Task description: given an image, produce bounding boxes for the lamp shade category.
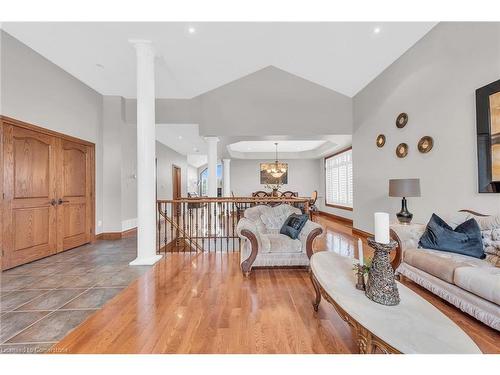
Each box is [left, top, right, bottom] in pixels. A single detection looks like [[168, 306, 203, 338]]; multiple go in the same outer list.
[[389, 178, 421, 197]]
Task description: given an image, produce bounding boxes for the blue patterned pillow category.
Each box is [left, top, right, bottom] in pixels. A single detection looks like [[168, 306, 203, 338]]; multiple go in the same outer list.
[[280, 214, 309, 239], [419, 214, 485, 259]]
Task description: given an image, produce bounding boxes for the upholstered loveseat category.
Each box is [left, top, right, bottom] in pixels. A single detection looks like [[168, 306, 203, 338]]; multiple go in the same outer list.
[[390, 211, 500, 331], [236, 204, 323, 276]]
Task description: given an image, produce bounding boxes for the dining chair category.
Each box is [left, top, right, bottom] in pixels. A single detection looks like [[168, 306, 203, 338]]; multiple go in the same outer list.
[[280, 191, 298, 198], [252, 191, 269, 198], [308, 190, 318, 219], [251, 191, 269, 207], [309, 190, 318, 205], [232, 191, 246, 216]]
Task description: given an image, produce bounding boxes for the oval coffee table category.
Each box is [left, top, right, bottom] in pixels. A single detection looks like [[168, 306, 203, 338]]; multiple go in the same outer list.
[[310, 251, 482, 354]]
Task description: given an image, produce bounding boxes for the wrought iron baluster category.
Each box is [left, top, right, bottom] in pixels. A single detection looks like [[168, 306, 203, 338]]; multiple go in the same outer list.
[[169, 203, 173, 253], [157, 202, 161, 254], [195, 204, 200, 252], [225, 201, 229, 252], [182, 201, 186, 252], [189, 204, 193, 252], [156, 196, 311, 256], [164, 204, 167, 253], [201, 203, 205, 251]]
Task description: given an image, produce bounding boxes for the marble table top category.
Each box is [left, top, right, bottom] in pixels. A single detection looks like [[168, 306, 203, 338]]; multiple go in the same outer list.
[[310, 251, 482, 354]]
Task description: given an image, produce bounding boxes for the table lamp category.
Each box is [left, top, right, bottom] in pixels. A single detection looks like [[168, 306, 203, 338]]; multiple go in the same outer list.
[[389, 178, 421, 224]]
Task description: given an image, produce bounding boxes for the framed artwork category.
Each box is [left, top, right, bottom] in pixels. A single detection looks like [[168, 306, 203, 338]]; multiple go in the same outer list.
[[260, 163, 288, 184], [476, 78, 500, 193]]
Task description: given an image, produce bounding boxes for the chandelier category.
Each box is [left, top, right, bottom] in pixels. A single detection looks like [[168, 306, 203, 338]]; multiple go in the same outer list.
[[267, 143, 287, 178]]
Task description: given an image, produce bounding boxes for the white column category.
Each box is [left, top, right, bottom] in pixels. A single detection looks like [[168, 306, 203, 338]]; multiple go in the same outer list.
[[129, 39, 162, 266], [206, 137, 219, 197], [223, 159, 231, 197]]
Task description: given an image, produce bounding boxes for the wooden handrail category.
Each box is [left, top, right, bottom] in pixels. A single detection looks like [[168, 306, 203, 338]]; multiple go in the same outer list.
[[157, 197, 310, 204], [156, 196, 310, 254]]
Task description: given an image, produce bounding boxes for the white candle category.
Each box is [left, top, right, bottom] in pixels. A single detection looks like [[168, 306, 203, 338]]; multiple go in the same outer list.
[[357, 238, 364, 266], [374, 212, 390, 244]]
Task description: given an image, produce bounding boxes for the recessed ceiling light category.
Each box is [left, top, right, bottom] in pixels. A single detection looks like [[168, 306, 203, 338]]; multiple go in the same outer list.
[[188, 26, 196, 34], [373, 27, 381, 34], [178, 135, 183, 140]]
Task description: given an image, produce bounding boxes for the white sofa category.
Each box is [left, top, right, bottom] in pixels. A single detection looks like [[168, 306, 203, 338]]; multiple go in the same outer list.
[[236, 204, 323, 276], [390, 211, 500, 331]]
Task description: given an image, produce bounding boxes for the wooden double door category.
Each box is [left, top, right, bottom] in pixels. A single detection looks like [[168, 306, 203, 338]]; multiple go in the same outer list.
[[1, 117, 95, 269]]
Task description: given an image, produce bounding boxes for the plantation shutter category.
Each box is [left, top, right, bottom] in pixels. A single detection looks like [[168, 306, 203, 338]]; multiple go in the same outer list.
[[325, 149, 353, 208]]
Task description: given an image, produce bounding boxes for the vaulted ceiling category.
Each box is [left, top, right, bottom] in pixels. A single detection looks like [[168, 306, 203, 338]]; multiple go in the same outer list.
[[2, 22, 436, 98]]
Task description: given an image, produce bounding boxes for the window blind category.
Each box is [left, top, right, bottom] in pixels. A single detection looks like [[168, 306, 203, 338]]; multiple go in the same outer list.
[[325, 149, 353, 208]]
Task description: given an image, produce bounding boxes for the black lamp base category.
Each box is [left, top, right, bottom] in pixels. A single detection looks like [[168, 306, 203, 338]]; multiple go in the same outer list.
[[396, 197, 413, 224]]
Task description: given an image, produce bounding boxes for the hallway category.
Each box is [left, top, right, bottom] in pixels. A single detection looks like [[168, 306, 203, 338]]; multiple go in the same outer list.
[[0, 238, 150, 353]]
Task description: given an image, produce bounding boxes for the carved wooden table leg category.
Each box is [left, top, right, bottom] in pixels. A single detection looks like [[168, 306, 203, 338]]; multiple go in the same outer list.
[[310, 266, 401, 354], [356, 326, 374, 354], [310, 271, 321, 312]]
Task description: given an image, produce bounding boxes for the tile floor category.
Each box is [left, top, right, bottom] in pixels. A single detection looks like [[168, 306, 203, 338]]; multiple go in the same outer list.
[[0, 237, 151, 354]]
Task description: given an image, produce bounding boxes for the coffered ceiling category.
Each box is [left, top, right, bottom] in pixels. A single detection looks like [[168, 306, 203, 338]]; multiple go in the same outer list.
[[156, 123, 351, 167]]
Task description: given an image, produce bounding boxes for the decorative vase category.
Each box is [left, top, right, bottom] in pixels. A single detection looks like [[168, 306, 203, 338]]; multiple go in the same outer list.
[[396, 197, 413, 224], [365, 237, 400, 306]]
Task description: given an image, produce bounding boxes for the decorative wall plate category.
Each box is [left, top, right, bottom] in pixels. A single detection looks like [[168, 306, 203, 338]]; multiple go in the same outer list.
[[376, 134, 386, 148], [396, 113, 408, 128], [396, 143, 408, 158], [417, 136, 433, 153]]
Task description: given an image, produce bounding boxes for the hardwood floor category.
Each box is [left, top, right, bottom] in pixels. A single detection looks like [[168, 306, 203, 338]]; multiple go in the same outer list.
[[51, 214, 499, 354]]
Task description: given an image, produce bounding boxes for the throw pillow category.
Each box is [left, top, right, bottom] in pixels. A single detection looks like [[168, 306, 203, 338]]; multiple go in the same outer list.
[[419, 214, 485, 259], [260, 206, 290, 230], [482, 228, 500, 267], [260, 211, 286, 231], [472, 214, 500, 231], [280, 214, 309, 239]]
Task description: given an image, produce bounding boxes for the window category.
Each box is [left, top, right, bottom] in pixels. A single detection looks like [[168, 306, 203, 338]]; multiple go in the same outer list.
[[199, 165, 223, 196], [325, 148, 353, 209]]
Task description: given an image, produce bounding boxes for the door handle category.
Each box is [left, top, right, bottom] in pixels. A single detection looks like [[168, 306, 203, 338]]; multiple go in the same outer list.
[[50, 199, 57, 206], [58, 199, 70, 205]]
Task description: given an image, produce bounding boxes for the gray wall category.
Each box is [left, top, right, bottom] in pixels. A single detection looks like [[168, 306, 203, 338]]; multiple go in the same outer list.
[[187, 165, 198, 194], [353, 22, 500, 233], [156, 141, 189, 200], [197, 66, 352, 136], [101, 96, 124, 232], [121, 122, 138, 228], [123, 66, 353, 137], [102, 98, 190, 231], [1, 31, 105, 233], [124, 98, 198, 125], [230, 158, 320, 197]]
